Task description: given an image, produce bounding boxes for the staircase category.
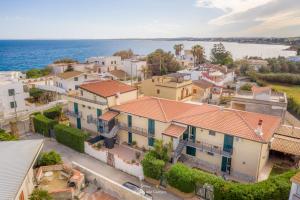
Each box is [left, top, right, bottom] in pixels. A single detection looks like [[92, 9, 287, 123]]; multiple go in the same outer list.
[[173, 140, 187, 163], [101, 125, 119, 138]]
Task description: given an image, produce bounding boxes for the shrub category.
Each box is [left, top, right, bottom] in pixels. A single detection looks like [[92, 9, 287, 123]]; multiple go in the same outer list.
[[33, 114, 57, 137], [29, 88, 45, 101], [43, 106, 62, 120], [38, 150, 62, 166], [54, 124, 88, 153], [141, 152, 165, 180], [0, 129, 18, 141], [240, 83, 252, 91], [29, 189, 52, 200]]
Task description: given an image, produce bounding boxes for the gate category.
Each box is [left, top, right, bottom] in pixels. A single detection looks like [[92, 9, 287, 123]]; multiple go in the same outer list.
[[196, 183, 214, 200]]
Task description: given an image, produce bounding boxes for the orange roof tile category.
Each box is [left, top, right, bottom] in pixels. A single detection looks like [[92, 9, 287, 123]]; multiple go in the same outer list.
[[57, 71, 83, 79], [276, 125, 300, 139], [112, 96, 281, 142], [271, 135, 300, 156], [163, 124, 187, 138], [79, 80, 137, 98], [99, 111, 119, 121]]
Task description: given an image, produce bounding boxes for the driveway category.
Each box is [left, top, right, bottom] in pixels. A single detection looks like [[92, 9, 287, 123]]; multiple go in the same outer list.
[[22, 133, 182, 200]]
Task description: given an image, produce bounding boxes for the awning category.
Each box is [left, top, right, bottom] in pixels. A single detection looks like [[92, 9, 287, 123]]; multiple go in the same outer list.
[[99, 111, 119, 121], [271, 134, 300, 156], [163, 124, 187, 138]]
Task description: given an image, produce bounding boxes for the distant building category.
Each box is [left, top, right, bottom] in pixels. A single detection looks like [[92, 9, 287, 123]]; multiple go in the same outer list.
[[120, 59, 147, 80], [0, 140, 43, 200], [247, 59, 268, 71], [231, 86, 287, 119], [289, 172, 300, 200], [86, 56, 121, 73], [49, 63, 97, 74], [192, 79, 214, 102], [0, 71, 26, 80], [140, 73, 193, 101], [176, 50, 195, 68]]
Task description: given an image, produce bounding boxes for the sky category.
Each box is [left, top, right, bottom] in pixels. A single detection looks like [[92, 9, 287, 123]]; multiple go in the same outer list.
[[0, 0, 299, 39]]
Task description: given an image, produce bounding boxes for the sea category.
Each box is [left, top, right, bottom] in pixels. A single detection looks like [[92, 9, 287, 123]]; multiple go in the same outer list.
[[0, 39, 297, 71]]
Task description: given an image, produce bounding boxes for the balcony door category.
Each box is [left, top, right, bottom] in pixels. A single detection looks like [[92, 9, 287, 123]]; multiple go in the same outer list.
[[128, 132, 132, 144]]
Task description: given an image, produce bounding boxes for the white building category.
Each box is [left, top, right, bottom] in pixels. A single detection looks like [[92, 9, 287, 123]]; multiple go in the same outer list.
[[289, 172, 300, 200], [54, 71, 100, 92], [0, 78, 29, 118], [0, 71, 26, 80], [176, 50, 195, 68], [120, 59, 147, 80], [0, 140, 43, 200], [86, 56, 122, 73], [49, 63, 97, 74]]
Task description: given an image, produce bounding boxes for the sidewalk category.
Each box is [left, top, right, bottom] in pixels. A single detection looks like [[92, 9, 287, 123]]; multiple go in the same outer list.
[[23, 133, 181, 200]]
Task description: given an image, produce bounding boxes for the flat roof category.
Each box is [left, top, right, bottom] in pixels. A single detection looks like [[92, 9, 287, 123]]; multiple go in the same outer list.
[[0, 140, 43, 200]]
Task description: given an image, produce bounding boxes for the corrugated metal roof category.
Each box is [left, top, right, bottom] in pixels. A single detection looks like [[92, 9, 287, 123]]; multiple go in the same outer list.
[[0, 140, 43, 200]]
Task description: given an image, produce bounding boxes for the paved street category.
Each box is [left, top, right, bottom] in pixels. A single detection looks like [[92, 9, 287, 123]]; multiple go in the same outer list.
[[23, 133, 181, 200]]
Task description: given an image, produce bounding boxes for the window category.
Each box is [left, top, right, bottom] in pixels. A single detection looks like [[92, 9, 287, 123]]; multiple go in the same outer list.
[[193, 89, 197, 94], [114, 61, 116, 64], [88, 106, 91, 109], [74, 77, 78, 81], [82, 105, 86, 108], [156, 89, 160, 94], [84, 75, 87, 79], [111, 61, 113, 64], [209, 130, 216, 136], [8, 89, 15, 96], [80, 90, 83, 96], [102, 61, 105, 65], [207, 152, 214, 156], [75, 85, 79, 90], [10, 101, 17, 108]]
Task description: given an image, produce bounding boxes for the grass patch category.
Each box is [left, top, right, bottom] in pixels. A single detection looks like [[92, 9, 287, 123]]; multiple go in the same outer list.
[[268, 83, 300, 104], [270, 165, 289, 177]]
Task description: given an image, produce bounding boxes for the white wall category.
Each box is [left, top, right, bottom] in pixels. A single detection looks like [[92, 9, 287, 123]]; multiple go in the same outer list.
[[84, 142, 108, 163], [114, 154, 144, 179], [120, 60, 147, 80], [54, 74, 99, 92]]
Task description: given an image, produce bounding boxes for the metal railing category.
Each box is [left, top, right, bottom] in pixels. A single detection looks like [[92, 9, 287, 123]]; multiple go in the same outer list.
[[66, 110, 82, 118], [87, 115, 98, 125], [68, 95, 108, 106], [100, 125, 119, 138], [185, 140, 232, 157], [118, 122, 148, 137]]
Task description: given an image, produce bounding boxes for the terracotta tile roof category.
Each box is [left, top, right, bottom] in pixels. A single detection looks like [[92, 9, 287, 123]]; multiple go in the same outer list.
[[251, 86, 271, 94], [112, 96, 281, 142], [57, 71, 83, 79], [99, 111, 119, 121], [79, 80, 137, 98], [275, 125, 300, 139], [193, 80, 214, 89], [163, 124, 187, 138], [291, 172, 300, 185], [109, 70, 128, 80], [271, 135, 300, 156]]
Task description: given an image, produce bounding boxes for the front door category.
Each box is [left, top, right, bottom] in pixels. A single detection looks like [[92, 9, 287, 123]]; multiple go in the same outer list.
[[186, 146, 196, 156], [76, 117, 81, 129], [221, 156, 231, 173], [128, 132, 132, 144]]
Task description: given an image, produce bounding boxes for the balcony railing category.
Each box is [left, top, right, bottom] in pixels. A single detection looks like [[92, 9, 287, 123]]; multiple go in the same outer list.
[[66, 110, 82, 118], [68, 95, 108, 106], [87, 115, 98, 125], [118, 122, 148, 137], [185, 140, 232, 157]]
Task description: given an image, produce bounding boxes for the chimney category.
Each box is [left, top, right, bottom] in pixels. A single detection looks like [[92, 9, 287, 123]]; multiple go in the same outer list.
[[255, 119, 263, 136]]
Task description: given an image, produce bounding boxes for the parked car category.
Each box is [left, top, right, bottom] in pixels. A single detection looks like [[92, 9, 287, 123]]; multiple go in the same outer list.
[[122, 182, 152, 199]]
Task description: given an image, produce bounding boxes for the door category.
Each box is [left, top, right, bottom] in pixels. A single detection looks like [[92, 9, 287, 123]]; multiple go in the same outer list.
[[127, 115, 132, 127], [148, 119, 155, 135], [128, 132, 132, 144], [148, 137, 155, 146], [74, 103, 79, 114], [186, 146, 196, 156], [189, 126, 196, 143], [76, 117, 81, 129], [97, 108, 102, 117], [221, 156, 231, 173], [223, 135, 233, 153], [183, 129, 189, 140]]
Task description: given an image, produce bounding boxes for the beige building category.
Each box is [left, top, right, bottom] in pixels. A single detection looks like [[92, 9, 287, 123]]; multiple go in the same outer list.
[[108, 96, 281, 182], [192, 79, 214, 102], [65, 80, 137, 135], [231, 86, 287, 119], [140, 73, 193, 101], [0, 140, 43, 200]]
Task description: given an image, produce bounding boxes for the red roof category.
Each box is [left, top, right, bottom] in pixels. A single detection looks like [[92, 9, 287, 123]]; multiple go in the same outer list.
[[99, 111, 119, 121], [163, 124, 187, 138], [79, 80, 137, 97], [112, 96, 281, 142]]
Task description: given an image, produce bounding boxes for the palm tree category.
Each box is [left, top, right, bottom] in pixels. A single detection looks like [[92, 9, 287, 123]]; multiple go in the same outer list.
[[191, 45, 205, 67], [173, 44, 184, 57]]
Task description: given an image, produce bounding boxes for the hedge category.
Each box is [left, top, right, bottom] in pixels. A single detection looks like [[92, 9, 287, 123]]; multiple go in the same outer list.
[[0, 129, 18, 141], [33, 114, 57, 137], [54, 124, 88, 153], [43, 106, 62, 120], [141, 151, 165, 180], [37, 150, 62, 166], [166, 163, 298, 200]]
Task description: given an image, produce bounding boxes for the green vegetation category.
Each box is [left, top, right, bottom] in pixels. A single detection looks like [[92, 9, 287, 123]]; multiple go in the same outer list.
[[191, 44, 205, 66], [113, 49, 134, 59], [173, 44, 184, 57], [43, 106, 62, 120], [53, 58, 78, 64], [26, 67, 52, 78], [37, 150, 62, 166], [210, 43, 233, 66], [29, 189, 52, 200], [240, 83, 252, 91], [141, 151, 165, 180], [255, 73, 300, 85], [54, 124, 88, 153], [0, 129, 18, 141], [29, 88, 45, 102], [64, 65, 74, 72], [33, 114, 57, 137], [165, 163, 298, 200], [260, 57, 300, 73], [147, 49, 182, 75]]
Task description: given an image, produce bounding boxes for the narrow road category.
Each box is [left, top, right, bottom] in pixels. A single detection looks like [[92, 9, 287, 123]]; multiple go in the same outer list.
[[23, 133, 182, 200]]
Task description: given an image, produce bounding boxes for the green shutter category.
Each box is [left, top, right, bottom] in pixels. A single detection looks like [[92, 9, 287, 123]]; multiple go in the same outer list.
[[128, 132, 132, 144], [74, 103, 79, 114], [148, 137, 154, 146], [148, 119, 155, 135], [223, 135, 233, 153], [97, 109, 102, 117], [128, 115, 132, 127], [76, 118, 81, 129]]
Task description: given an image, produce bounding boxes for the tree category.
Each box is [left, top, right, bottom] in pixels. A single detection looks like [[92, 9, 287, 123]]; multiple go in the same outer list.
[[29, 189, 52, 200], [64, 64, 74, 72], [173, 44, 184, 57], [53, 58, 77, 64], [37, 150, 62, 166], [153, 139, 173, 162], [147, 49, 181, 75], [29, 88, 45, 102], [113, 49, 134, 59], [210, 43, 233, 66], [240, 83, 252, 91], [191, 44, 205, 66], [26, 67, 52, 78]]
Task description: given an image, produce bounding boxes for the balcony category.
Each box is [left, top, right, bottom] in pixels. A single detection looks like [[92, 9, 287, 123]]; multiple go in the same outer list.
[[185, 140, 232, 157], [118, 122, 148, 137], [87, 115, 98, 125], [67, 95, 108, 106], [66, 110, 82, 118]]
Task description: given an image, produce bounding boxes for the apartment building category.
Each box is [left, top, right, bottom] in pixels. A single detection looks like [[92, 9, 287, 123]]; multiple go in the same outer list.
[[120, 59, 147, 80], [140, 73, 193, 101], [231, 86, 287, 119], [66, 80, 137, 134], [104, 96, 281, 182], [86, 56, 121, 73], [54, 71, 100, 92], [0, 140, 43, 200]]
